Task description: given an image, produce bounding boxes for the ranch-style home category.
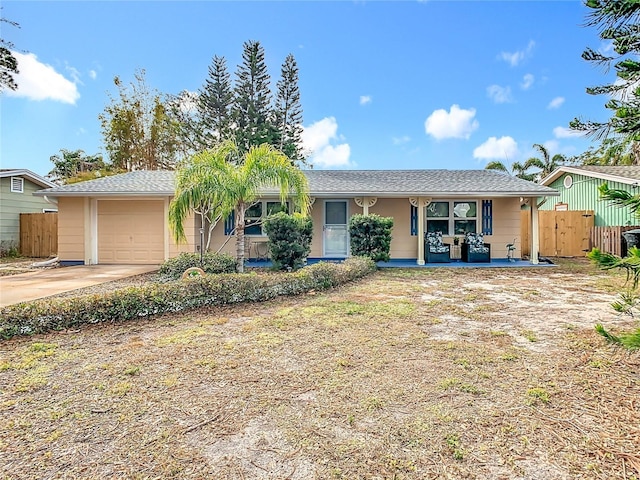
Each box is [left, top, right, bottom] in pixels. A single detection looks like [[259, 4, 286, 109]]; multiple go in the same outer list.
[[33, 169, 559, 266]]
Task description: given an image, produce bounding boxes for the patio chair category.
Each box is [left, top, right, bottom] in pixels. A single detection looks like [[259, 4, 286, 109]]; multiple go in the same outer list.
[[462, 232, 491, 263], [424, 231, 451, 263]]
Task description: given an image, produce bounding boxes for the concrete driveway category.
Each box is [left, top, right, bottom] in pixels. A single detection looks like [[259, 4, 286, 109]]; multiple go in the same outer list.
[[0, 265, 159, 308]]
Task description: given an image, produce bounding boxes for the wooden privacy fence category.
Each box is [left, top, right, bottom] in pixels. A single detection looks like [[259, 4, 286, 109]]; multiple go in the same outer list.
[[20, 212, 58, 257], [591, 225, 640, 257], [521, 210, 594, 257]]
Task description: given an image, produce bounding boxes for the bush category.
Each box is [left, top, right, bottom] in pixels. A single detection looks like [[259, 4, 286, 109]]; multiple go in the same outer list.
[[0, 257, 377, 340], [348, 214, 394, 262], [263, 212, 313, 271], [158, 252, 236, 280]]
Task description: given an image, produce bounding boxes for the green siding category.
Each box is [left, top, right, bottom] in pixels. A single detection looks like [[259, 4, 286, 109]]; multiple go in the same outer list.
[[540, 173, 636, 227], [0, 177, 56, 245]]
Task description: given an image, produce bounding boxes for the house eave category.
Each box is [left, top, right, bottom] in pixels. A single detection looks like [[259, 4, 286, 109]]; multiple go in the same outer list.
[[542, 166, 640, 187]]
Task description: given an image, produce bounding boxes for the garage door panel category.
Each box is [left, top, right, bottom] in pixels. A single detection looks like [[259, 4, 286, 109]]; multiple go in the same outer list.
[[98, 200, 165, 264]]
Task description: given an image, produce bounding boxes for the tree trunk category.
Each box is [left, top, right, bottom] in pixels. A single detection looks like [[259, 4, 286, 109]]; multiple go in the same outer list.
[[235, 203, 246, 273]]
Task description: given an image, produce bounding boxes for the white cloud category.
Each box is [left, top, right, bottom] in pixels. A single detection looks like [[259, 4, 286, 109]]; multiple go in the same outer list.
[[392, 135, 411, 145], [359, 95, 371, 106], [473, 136, 519, 160], [521, 73, 534, 90], [553, 126, 584, 138], [487, 84, 513, 103], [499, 40, 536, 67], [424, 104, 479, 140], [6, 51, 79, 104], [547, 96, 565, 109], [301, 117, 353, 168], [89, 69, 97, 80]]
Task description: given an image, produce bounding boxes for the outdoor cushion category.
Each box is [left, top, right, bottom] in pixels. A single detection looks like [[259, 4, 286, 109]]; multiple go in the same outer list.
[[426, 231, 449, 253], [465, 233, 489, 254]]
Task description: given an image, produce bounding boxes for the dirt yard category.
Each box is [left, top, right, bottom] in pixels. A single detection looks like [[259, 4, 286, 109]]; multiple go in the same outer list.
[[0, 260, 638, 479]]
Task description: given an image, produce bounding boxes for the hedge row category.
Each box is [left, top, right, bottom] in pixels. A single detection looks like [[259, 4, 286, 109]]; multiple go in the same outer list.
[[0, 257, 377, 340], [158, 252, 237, 280]]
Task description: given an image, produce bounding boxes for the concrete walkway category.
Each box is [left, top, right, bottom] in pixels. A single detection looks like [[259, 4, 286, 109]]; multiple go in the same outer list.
[[0, 265, 159, 308]]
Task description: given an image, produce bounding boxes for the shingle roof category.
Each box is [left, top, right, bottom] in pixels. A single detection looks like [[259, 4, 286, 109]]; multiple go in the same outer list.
[[1, 169, 56, 188], [34, 169, 559, 197], [542, 165, 640, 186]]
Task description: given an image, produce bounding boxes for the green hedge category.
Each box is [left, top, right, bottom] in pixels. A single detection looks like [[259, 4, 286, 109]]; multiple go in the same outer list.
[[263, 212, 313, 271], [158, 252, 237, 280], [0, 257, 377, 340]]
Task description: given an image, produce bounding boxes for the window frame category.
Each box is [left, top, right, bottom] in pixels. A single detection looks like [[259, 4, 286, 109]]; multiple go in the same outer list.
[[245, 200, 290, 237], [10, 177, 24, 193], [425, 200, 479, 236]]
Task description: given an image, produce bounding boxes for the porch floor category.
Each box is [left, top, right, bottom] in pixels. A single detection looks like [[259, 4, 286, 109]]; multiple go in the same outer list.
[[245, 258, 555, 269]]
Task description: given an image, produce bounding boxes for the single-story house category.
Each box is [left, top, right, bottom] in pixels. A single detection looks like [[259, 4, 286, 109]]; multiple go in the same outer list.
[[34, 169, 559, 266], [540, 165, 640, 226], [0, 169, 57, 250]]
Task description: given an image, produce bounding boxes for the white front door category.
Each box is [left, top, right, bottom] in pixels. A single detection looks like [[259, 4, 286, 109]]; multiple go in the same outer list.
[[323, 200, 349, 257]]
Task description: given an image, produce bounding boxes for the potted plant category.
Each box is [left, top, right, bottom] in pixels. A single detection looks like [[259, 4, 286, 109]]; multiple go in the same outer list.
[[453, 236, 460, 246]]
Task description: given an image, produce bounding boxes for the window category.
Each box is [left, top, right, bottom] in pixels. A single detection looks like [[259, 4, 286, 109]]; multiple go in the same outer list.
[[426, 201, 478, 235], [245, 200, 289, 236], [10, 177, 24, 193]]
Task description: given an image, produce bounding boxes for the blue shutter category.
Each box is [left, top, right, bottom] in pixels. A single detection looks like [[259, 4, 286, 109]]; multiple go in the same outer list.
[[410, 205, 418, 236], [224, 211, 235, 235], [482, 200, 493, 235]]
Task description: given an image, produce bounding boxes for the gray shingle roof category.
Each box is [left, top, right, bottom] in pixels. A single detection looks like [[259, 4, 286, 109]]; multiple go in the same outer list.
[[541, 165, 640, 186], [35, 169, 558, 197]]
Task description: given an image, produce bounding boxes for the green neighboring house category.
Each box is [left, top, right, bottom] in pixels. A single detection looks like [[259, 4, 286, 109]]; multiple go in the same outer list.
[[540, 166, 640, 227], [0, 169, 57, 251]]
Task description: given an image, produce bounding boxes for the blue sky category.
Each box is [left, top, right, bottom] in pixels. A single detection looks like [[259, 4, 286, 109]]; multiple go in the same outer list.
[[1, 1, 614, 177]]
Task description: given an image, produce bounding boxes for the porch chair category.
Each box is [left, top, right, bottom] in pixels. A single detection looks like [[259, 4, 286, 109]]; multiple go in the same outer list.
[[461, 232, 491, 263], [424, 231, 451, 263]]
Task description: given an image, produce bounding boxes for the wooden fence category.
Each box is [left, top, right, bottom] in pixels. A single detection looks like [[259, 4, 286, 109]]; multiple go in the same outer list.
[[591, 225, 640, 257], [521, 210, 594, 257], [20, 212, 58, 257]]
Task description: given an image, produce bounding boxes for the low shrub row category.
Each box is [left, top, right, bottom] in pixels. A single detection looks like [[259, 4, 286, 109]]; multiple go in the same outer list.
[[0, 257, 377, 340], [158, 252, 237, 280]]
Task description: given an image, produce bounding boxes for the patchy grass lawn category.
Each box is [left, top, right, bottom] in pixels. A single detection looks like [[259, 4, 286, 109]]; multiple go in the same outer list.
[[1, 260, 638, 479]]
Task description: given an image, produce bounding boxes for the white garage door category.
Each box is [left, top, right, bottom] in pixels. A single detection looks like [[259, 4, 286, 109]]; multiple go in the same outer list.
[[98, 200, 164, 264]]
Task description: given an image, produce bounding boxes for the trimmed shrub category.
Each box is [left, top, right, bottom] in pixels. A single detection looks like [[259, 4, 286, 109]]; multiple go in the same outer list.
[[158, 252, 236, 280], [348, 214, 394, 262], [0, 256, 376, 340], [263, 212, 313, 271]]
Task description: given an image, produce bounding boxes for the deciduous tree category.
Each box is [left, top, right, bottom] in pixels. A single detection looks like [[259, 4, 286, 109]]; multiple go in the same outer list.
[[0, 14, 19, 92], [100, 70, 180, 171]]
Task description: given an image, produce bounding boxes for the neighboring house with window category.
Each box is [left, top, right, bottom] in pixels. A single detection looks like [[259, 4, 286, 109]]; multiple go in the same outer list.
[[540, 165, 640, 226], [33, 169, 558, 266], [0, 169, 57, 251]]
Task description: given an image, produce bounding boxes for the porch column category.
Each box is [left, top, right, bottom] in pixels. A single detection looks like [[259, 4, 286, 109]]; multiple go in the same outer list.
[[417, 197, 425, 265], [355, 196, 377, 215], [531, 199, 539, 265]]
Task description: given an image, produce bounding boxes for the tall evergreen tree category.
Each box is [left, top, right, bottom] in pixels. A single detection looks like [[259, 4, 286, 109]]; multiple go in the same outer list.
[[274, 54, 305, 165], [198, 55, 234, 147], [233, 40, 275, 155], [0, 15, 19, 92], [570, 0, 640, 141]]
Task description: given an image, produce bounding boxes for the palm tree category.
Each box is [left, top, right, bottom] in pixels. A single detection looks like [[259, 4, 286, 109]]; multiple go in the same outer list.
[[484, 160, 536, 181], [523, 144, 567, 181], [169, 141, 310, 272]]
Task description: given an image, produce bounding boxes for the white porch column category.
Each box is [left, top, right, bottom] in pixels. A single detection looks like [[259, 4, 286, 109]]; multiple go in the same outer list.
[[363, 196, 369, 215], [417, 197, 425, 265], [531, 199, 539, 265]]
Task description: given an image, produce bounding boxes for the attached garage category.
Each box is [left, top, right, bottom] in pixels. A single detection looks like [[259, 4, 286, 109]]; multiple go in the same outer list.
[[98, 200, 164, 264]]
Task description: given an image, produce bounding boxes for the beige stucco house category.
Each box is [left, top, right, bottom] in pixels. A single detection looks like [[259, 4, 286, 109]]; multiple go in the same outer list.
[[34, 169, 558, 266]]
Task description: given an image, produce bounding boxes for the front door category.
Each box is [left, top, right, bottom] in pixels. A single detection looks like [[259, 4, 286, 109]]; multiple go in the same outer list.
[[323, 200, 349, 257]]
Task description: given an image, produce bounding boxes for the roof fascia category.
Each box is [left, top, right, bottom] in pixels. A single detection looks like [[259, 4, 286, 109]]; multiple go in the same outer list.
[[541, 166, 639, 186], [1, 169, 56, 188]]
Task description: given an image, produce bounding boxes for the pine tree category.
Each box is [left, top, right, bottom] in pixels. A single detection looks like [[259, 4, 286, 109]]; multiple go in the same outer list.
[[198, 55, 234, 148], [233, 40, 275, 155], [274, 54, 305, 165], [570, 0, 640, 141]]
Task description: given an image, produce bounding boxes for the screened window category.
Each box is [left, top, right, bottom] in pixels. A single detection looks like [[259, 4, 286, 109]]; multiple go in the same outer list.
[[426, 201, 478, 235], [245, 201, 289, 236]]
